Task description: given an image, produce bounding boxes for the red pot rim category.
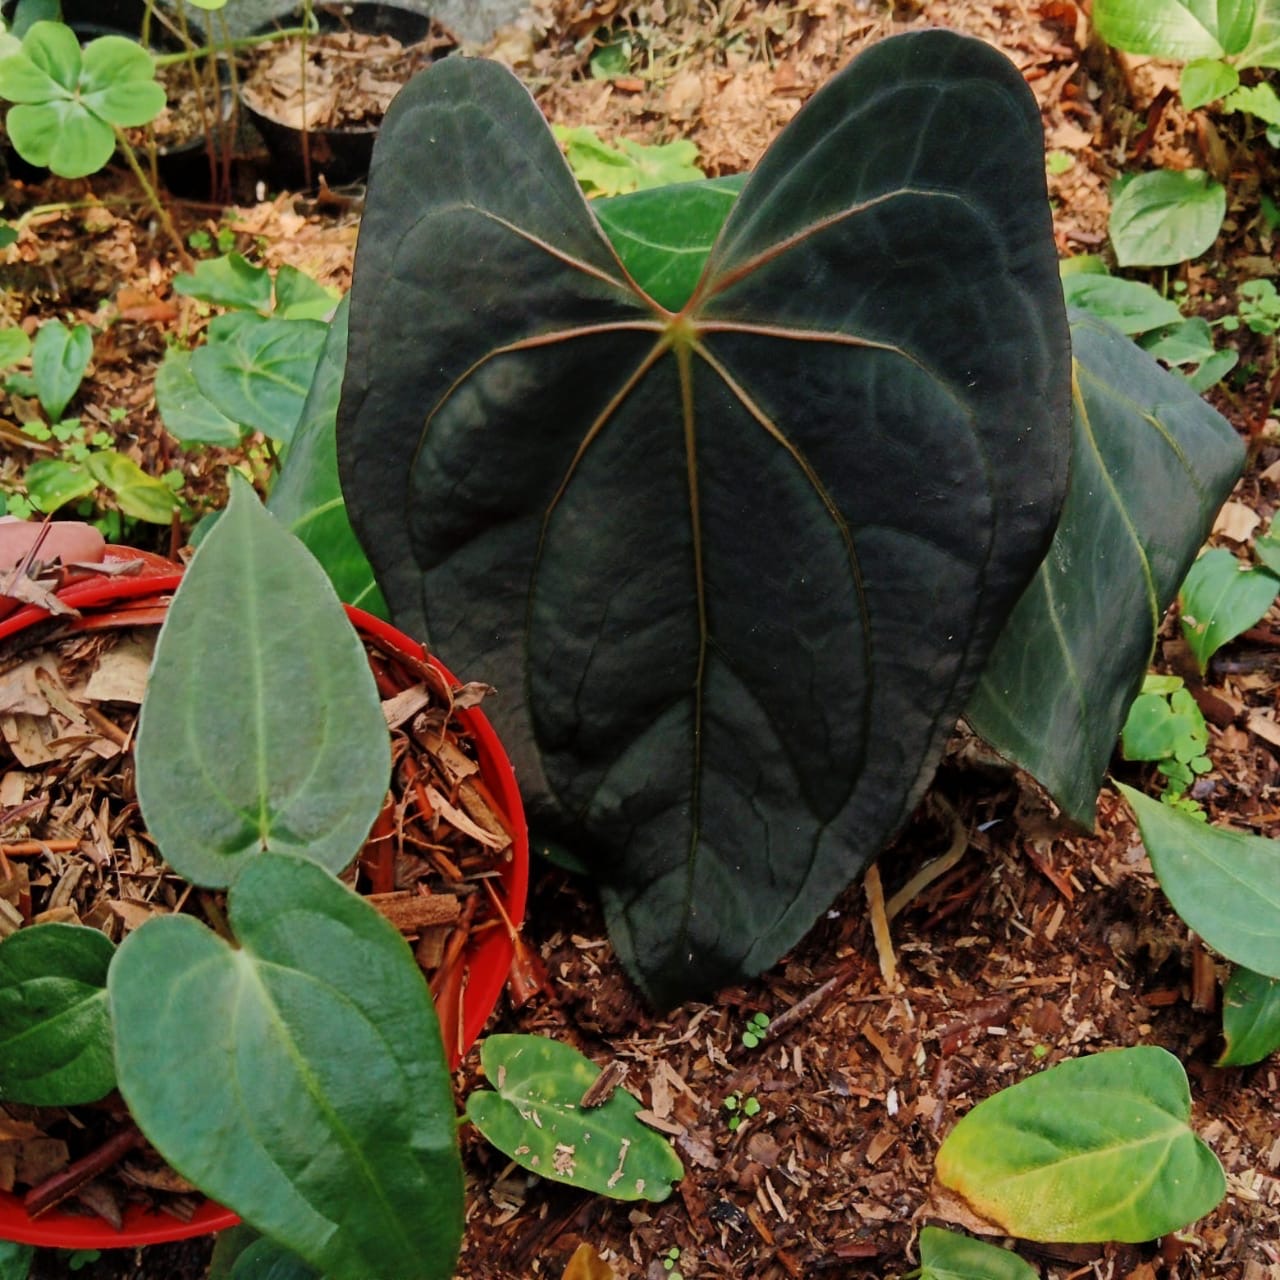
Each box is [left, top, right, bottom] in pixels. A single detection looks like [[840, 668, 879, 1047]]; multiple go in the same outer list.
[[0, 548, 529, 1248]]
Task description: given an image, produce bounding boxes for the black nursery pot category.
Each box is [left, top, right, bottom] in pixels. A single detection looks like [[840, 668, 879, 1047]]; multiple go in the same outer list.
[[240, 2, 445, 189]]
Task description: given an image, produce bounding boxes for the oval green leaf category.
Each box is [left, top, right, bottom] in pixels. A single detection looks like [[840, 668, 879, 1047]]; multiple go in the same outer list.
[[174, 253, 273, 314], [966, 312, 1243, 827], [85, 449, 181, 523], [1109, 169, 1226, 267], [1060, 274, 1180, 335], [0, 326, 31, 370], [1181, 58, 1240, 108], [339, 34, 1071, 1004], [135, 473, 390, 888], [266, 297, 387, 617], [1093, 0, 1258, 61], [22, 456, 97, 513], [918, 1227, 1036, 1280], [0, 922, 116, 1106], [109, 852, 463, 1280], [191, 316, 329, 443], [936, 1046, 1225, 1243], [1219, 966, 1280, 1066], [465, 1034, 683, 1201], [155, 347, 245, 446], [1120, 782, 1280, 976], [1179, 547, 1280, 673], [32, 317, 91, 422]]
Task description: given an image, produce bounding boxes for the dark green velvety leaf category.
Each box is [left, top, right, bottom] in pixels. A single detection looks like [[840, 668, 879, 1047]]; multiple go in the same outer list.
[[109, 852, 463, 1280], [1218, 966, 1280, 1066], [594, 175, 747, 311], [267, 297, 387, 617], [465, 1034, 683, 1201], [191, 316, 329, 443], [966, 312, 1243, 828], [0, 923, 115, 1106], [338, 34, 1071, 1004], [135, 474, 390, 888]]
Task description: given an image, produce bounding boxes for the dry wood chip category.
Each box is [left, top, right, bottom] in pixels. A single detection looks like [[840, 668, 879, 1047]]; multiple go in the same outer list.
[[83, 634, 154, 704], [632, 1109, 683, 1136], [107, 898, 164, 931], [1214, 500, 1262, 542], [381, 682, 432, 729], [366, 889, 461, 934], [423, 783, 508, 851], [1248, 711, 1280, 749], [0, 659, 53, 717]]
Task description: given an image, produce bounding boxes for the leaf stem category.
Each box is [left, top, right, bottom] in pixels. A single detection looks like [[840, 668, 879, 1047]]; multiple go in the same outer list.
[[110, 126, 193, 270]]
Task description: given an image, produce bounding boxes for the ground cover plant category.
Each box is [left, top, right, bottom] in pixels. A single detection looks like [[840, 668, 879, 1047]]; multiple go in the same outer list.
[[2, 0, 1280, 1276]]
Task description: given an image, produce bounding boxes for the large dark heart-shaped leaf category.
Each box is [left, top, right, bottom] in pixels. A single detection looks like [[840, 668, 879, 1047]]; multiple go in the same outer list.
[[966, 311, 1244, 827], [110, 852, 463, 1280], [339, 34, 1071, 1002]]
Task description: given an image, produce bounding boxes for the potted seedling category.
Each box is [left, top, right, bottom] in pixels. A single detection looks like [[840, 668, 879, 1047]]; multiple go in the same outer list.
[[0, 481, 528, 1266]]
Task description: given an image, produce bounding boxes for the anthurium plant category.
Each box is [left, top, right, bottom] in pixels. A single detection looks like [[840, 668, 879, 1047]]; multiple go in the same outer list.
[[337, 31, 1244, 1005]]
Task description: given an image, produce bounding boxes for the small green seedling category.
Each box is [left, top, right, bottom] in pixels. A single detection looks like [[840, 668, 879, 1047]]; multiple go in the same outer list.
[[1179, 547, 1280, 673], [552, 123, 704, 197], [1218, 278, 1280, 337], [1120, 674, 1212, 816], [723, 1091, 760, 1132], [741, 1011, 770, 1049], [661, 1246, 684, 1280]]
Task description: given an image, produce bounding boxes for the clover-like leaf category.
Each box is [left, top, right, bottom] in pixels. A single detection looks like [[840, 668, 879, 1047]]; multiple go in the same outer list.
[[135, 473, 390, 888], [339, 34, 1071, 1004], [936, 1047, 1225, 1243], [465, 1034, 683, 1201], [0, 923, 116, 1106], [110, 852, 463, 1280]]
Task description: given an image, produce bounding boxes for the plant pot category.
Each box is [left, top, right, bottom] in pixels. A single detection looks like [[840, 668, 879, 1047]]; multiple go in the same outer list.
[[239, 2, 454, 189], [0, 547, 529, 1247]]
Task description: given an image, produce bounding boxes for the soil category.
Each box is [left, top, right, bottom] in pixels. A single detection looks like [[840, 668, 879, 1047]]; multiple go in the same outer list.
[[3, 0, 1280, 1277]]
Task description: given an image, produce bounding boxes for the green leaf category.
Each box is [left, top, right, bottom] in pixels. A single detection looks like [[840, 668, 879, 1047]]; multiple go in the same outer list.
[[0, 326, 30, 369], [1255, 527, 1280, 575], [23, 456, 97, 512], [174, 252, 273, 314], [0, 1242, 34, 1280], [935, 1046, 1225, 1243], [266, 298, 387, 616], [594, 175, 748, 311], [84, 449, 181, 522], [1218, 966, 1280, 1066], [12, 20, 79, 94], [1120, 783, 1280, 977], [0, 223, 17, 249], [1121, 681, 1208, 766], [32, 317, 91, 421], [918, 1227, 1036, 1280], [339, 36, 1071, 1003], [553, 124, 704, 197], [1093, 0, 1259, 60], [6, 96, 115, 177], [1060, 273, 1181, 335], [191, 316, 329, 443], [274, 265, 339, 321], [1223, 79, 1280, 124], [229, 1240, 323, 1280], [0, 923, 116, 1106], [966, 312, 1243, 828], [1109, 169, 1226, 267], [1140, 315, 1217, 363], [79, 36, 164, 128], [155, 347, 245, 446], [465, 1034, 683, 1200], [109, 852, 463, 1280], [135, 474, 390, 888], [1179, 546, 1280, 672], [1181, 57, 1240, 107]]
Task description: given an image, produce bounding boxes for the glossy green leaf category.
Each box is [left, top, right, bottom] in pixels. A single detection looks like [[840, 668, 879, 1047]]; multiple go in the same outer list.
[[0, 923, 116, 1106], [155, 347, 245, 446], [465, 1034, 683, 1201], [23, 456, 97, 512], [1141, 315, 1216, 363], [110, 852, 463, 1280], [918, 1227, 1036, 1280], [1223, 79, 1280, 123], [85, 449, 181, 523], [267, 297, 387, 616], [174, 252, 273, 313], [135, 473, 390, 888], [1109, 169, 1226, 267], [1120, 783, 1280, 976], [32, 317, 91, 421], [594, 175, 747, 312], [1179, 546, 1280, 672], [1181, 57, 1240, 107], [229, 1240, 322, 1280], [966, 312, 1242, 828], [339, 36, 1071, 1003], [1060, 273, 1180, 335], [191, 315, 329, 443], [936, 1046, 1225, 1243], [1218, 966, 1280, 1066], [0, 326, 30, 369], [1093, 0, 1259, 61]]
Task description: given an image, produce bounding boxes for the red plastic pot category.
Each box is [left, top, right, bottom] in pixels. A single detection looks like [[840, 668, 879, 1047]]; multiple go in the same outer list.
[[0, 548, 529, 1247]]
